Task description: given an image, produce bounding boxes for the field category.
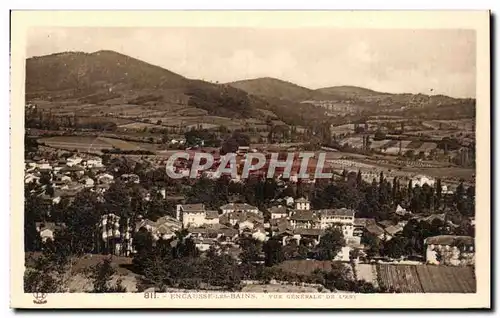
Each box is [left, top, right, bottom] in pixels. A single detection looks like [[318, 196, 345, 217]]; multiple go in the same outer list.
[[376, 264, 476, 293], [39, 136, 147, 153], [377, 264, 424, 293], [354, 264, 378, 287], [241, 284, 323, 293], [277, 260, 352, 276], [39, 136, 113, 152], [415, 265, 476, 293]]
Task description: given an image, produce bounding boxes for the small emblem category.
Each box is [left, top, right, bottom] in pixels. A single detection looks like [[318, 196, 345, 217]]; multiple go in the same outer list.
[[33, 292, 47, 304]]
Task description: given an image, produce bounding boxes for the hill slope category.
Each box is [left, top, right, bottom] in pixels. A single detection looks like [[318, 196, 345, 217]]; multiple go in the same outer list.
[[315, 85, 389, 98], [25, 51, 330, 124], [228, 77, 333, 101], [25, 50, 475, 125], [26, 50, 189, 94]]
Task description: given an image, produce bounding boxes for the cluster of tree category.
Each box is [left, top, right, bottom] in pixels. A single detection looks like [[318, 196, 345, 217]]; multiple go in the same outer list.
[[437, 137, 463, 152], [220, 131, 250, 154], [24, 179, 176, 255], [131, 226, 382, 293], [186, 82, 255, 119], [133, 230, 241, 291], [26, 107, 118, 131], [184, 128, 220, 147], [361, 216, 474, 260], [184, 175, 281, 212], [24, 240, 126, 293], [312, 171, 474, 221]]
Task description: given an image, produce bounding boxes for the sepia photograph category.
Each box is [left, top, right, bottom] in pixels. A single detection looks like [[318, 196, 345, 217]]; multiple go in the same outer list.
[[10, 10, 490, 309]]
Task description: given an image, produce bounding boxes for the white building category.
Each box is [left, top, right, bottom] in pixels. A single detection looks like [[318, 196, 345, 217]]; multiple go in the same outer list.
[[295, 197, 310, 211], [412, 175, 436, 187], [219, 203, 259, 215], [176, 204, 220, 228], [66, 156, 83, 167], [176, 204, 208, 228], [317, 208, 356, 237]]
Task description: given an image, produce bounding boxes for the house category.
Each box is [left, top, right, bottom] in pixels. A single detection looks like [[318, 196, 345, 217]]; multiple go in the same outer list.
[[60, 165, 85, 176], [193, 238, 215, 252], [384, 224, 404, 237], [283, 196, 294, 207], [205, 210, 220, 225], [411, 174, 435, 187], [85, 158, 104, 168], [251, 227, 268, 242], [38, 162, 53, 171], [155, 216, 182, 231], [217, 227, 239, 242], [317, 208, 356, 237], [81, 177, 95, 188], [294, 197, 310, 210], [121, 174, 140, 184], [366, 223, 387, 240], [269, 205, 288, 219], [289, 210, 318, 229], [424, 235, 474, 266], [97, 173, 114, 184], [270, 217, 293, 236], [219, 203, 259, 215], [378, 220, 394, 229], [66, 156, 83, 167], [219, 210, 264, 227], [395, 204, 412, 216], [292, 228, 323, 245], [353, 218, 374, 237], [354, 218, 385, 240], [176, 204, 207, 228], [25, 173, 40, 184], [35, 222, 66, 243]]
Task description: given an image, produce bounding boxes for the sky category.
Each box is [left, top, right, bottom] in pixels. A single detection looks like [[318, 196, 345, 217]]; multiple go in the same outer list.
[[26, 27, 476, 98]]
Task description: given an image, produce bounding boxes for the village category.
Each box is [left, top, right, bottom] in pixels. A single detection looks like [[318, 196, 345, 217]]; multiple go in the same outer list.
[[26, 146, 475, 274]]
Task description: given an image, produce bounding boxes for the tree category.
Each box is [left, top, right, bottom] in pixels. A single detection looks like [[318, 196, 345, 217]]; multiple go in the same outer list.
[[90, 257, 126, 293], [435, 178, 443, 209], [374, 130, 386, 141], [239, 237, 262, 265], [316, 227, 345, 260], [263, 237, 285, 266], [66, 190, 101, 255], [383, 237, 408, 259], [203, 247, 241, 289], [362, 232, 382, 258], [221, 131, 250, 154], [103, 180, 132, 218], [24, 234, 74, 293]]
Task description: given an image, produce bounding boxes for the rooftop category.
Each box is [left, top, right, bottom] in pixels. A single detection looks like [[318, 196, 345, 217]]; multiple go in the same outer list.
[[179, 203, 205, 212], [424, 235, 474, 246], [290, 210, 317, 222], [317, 208, 356, 218]]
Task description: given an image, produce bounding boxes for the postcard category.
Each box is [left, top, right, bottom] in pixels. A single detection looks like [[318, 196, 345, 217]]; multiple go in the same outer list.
[[10, 10, 490, 309]]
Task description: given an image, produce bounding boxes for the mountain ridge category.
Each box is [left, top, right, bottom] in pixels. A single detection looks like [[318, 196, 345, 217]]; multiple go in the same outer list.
[[25, 50, 475, 124]]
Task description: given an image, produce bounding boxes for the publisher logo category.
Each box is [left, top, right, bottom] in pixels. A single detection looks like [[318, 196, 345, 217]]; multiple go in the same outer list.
[[33, 292, 47, 304]]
